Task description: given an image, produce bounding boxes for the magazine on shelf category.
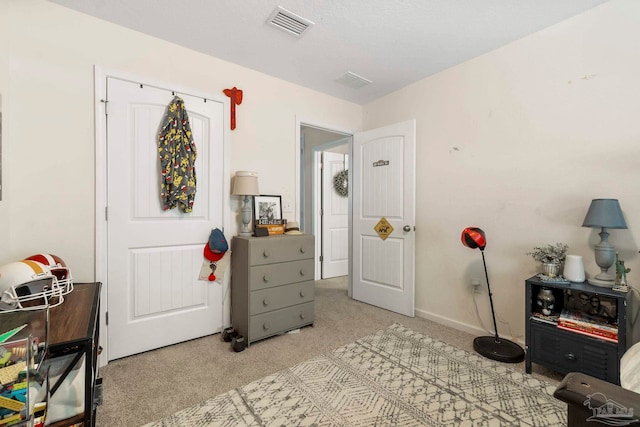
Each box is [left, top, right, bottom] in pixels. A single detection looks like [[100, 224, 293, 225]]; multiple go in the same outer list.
[[557, 308, 618, 342], [557, 324, 618, 343], [558, 308, 618, 329], [531, 311, 559, 325]]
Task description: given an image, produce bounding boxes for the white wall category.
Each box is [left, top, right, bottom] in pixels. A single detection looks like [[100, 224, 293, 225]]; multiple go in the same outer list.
[[363, 0, 640, 340], [3, 0, 640, 345], [0, 2, 10, 259], [0, 0, 362, 281]]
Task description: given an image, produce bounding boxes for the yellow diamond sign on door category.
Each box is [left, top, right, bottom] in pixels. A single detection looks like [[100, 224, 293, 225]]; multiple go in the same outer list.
[[374, 217, 394, 240]]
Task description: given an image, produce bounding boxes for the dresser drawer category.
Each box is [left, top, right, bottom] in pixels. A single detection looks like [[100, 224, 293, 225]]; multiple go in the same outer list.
[[530, 322, 619, 382], [249, 302, 314, 342], [250, 281, 314, 315], [231, 235, 316, 347], [249, 259, 314, 290], [248, 235, 314, 265]]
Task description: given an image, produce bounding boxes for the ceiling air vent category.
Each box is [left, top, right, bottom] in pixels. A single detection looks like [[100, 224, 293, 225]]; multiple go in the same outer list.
[[336, 71, 373, 89], [267, 6, 314, 38]]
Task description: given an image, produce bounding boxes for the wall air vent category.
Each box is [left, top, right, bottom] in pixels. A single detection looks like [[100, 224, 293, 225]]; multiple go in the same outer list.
[[335, 71, 373, 89], [267, 6, 314, 38]]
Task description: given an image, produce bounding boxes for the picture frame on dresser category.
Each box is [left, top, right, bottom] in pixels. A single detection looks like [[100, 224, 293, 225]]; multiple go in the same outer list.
[[253, 195, 282, 223], [253, 195, 285, 235]]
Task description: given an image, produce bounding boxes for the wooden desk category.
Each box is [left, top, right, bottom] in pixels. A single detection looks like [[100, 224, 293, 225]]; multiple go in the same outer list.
[[0, 282, 101, 426]]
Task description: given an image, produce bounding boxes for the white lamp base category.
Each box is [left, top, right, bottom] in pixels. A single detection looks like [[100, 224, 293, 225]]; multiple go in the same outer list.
[[239, 195, 253, 237]]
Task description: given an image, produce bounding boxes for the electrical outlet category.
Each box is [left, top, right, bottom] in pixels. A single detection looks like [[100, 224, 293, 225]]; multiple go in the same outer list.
[[471, 278, 481, 293]]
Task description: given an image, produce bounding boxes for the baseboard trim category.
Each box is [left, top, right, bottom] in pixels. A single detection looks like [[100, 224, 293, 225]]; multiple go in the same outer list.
[[414, 307, 524, 346]]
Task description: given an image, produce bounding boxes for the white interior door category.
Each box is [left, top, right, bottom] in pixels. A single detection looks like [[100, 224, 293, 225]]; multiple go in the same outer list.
[[321, 152, 349, 278], [106, 77, 226, 360], [352, 120, 416, 316]]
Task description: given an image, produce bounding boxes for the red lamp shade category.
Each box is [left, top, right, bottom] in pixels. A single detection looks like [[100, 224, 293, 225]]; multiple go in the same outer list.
[[461, 227, 486, 251]]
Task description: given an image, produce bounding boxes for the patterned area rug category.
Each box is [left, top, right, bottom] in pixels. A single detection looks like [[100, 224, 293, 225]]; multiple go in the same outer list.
[[144, 323, 566, 426]]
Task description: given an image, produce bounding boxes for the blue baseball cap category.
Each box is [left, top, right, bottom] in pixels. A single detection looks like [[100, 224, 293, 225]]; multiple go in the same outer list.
[[204, 228, 228, 261]]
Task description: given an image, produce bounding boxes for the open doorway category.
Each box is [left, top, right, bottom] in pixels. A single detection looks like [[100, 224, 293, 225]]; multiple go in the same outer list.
[[317, 145, 349, 279], [299, 124, 352, 282]]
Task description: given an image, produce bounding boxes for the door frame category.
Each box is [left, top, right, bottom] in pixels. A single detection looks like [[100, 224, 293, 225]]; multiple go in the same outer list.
[[295, 117, 354, 283], [314, 141, 350, 279], [94, 66, 230, 367]]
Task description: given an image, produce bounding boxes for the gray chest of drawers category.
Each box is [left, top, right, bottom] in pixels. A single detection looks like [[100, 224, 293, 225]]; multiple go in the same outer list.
[[231, 234, 315, 345]]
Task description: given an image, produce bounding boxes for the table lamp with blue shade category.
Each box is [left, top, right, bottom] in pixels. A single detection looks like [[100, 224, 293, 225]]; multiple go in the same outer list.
[[461, 227, 525, 363], [582, 198, 627, 287]]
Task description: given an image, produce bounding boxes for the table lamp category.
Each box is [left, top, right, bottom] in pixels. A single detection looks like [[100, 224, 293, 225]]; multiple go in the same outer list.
[[582, 198, 627, 287], [232, 171, 259, 237]]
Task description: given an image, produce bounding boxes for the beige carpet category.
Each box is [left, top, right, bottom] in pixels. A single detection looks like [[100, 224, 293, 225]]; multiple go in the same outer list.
[[96, 278, 562, 426], [143, 323, 566, 426]]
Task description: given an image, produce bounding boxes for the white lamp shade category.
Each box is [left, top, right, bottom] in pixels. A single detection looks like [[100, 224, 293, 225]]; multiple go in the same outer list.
[[232, 171, 259, 195]]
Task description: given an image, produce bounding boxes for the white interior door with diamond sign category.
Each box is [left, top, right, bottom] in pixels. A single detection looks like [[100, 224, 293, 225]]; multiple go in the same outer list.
[[352, 120, 416, 317], [106, 77, 227, 360], [322, 151, 349, 278]]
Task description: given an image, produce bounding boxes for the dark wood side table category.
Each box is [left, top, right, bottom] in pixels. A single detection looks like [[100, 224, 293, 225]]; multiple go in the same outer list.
[[1, 282, 101, 426], [525, 276, 635, 384]]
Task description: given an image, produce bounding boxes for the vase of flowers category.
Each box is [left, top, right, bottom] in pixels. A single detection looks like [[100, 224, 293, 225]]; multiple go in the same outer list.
[[527, 243, 569, 277]]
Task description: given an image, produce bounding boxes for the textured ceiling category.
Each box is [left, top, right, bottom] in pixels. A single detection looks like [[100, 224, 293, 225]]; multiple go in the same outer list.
[[49, 0, 608, 105]]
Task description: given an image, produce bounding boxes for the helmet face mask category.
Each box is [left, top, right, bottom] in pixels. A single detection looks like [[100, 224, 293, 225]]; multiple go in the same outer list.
[[0, 259, 66, 312], [1, 276, 63, 311], [24, 254, 74, 295]]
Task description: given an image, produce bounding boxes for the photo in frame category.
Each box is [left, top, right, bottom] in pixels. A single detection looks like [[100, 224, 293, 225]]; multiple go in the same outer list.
[[253, 195, 285, 235]]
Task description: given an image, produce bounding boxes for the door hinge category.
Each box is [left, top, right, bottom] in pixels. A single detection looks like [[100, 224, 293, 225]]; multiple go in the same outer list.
[[105, 206, 108, 221], [319, 255, 323, 262], [100, 99, 109, 115], [105, 311, 108, 326]]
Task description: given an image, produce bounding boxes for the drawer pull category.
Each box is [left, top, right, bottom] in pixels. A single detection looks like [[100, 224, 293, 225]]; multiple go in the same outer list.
[[262, 275, 270, 283], [300, 269, 306, 276], [263, 322, 270, 330], [299, 313, 305, 320], [263, 298, 269, 306], [263, 250, 270, 258], [299, 247, 306, 254], [564, 353, 576, 361], [299, 291, 305, 298]]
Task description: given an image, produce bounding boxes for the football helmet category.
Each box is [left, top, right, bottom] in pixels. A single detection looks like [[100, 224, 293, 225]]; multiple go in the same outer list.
[[24, 253, 74, 295], [0, 260, 64, 311]]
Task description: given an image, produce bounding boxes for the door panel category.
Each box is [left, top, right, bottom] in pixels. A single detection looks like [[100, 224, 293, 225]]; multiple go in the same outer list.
[[352, 120, 416, 316], [107, 78, 225, 360], [362, 236, 403, 289], [131, 246, 206, 317], [362, 137, 404, 218], [321, 152, 349, 278]]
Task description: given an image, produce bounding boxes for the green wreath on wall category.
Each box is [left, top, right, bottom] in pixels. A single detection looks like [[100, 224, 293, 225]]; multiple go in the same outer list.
[[333, 170, 348, 197]]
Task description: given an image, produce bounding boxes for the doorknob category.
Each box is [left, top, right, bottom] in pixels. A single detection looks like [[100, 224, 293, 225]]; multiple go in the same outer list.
[[403, 225, 411, 232]]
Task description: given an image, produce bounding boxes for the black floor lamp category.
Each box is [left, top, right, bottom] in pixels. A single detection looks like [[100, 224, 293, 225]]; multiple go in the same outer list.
[[461, 227, 525, 363]]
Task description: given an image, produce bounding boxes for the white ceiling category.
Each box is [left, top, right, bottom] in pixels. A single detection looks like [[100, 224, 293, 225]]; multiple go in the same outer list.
[[49, 0, 608, 105]]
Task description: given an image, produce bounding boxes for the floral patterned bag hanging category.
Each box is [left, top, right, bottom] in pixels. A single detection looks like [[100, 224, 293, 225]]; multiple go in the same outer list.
[[157, 96, 197, 213]]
